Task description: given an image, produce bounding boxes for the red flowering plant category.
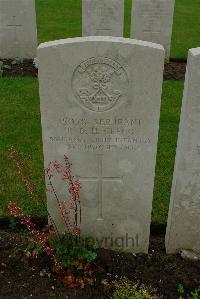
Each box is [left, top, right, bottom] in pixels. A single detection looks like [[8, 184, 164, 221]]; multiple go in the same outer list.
[[8, 147, 97, 288], [45, 156, 81, 238], [8, 201, 54, 257]]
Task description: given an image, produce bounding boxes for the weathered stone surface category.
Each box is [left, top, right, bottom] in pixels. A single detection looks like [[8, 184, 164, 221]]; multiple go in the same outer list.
[[38, 36, 164, 253], [0, 0, 37, 58], [166, 48, 200, 254], [131, 0, 175, 59], [82, 0, 124, 37]]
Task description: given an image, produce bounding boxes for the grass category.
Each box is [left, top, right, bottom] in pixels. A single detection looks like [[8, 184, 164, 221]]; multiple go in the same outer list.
[[0, 78, 46, 218], [35, 0, 200, 60], [0, 78, 184, 223], [153, 81, 183, 224], [36, 0, 82, 43], [171, 0, 200, 60]]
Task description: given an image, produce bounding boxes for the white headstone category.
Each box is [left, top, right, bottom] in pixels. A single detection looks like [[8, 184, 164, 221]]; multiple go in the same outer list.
[[131, 0, 175, 59], [38, 36, 164, 253], [0, 0, 37, 58], [166, 48, 200, 254], [82, 0, 124, 37]]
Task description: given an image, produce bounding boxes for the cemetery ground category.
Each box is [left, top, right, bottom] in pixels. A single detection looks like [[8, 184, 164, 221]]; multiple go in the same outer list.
[[0, 229, 199, 299], [0, 1, 200, 298], [1, 79, 200, 298]]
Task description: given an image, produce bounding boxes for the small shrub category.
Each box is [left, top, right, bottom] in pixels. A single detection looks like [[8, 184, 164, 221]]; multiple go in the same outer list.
[[0, 61, 11, 76], [178, 284, 200, 299], [190, 289, 200, 299], [178, 284, 185, 299], [9, 217, 18, 230], [49, 234, 97, 272], [11, 57, 24, 65], [112, 279, 155, 299], [33, 57, 38, 69]]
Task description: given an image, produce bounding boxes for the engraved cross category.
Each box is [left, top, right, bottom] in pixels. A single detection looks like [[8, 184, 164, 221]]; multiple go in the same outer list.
[[7, 16, 22, 45], [78, 155, 122, 220]]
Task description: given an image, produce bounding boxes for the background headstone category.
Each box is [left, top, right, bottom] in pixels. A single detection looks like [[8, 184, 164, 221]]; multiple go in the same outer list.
[[0, 0, 37, 58], [166, 48, 200, 254], [38, 36, 164, 253], [82, 0, 124, 37], [131, 0, 175, 59]]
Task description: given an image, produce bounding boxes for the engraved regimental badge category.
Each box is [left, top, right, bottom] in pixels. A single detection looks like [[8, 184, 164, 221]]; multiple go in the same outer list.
[[72, 57, 128, 112]]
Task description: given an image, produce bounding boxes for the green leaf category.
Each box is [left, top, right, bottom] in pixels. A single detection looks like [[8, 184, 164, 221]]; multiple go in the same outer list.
[[3, 65, 11, 70], [9, 218, 18, 229]]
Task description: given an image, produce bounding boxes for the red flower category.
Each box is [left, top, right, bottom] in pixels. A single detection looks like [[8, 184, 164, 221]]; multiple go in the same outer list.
[[45, 155, 81, 237], [71, 225, 80, 236], [59, 202, 70, 223]]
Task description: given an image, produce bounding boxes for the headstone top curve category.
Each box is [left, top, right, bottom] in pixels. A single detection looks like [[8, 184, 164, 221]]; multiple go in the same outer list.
[[38, 36, 165, 52]]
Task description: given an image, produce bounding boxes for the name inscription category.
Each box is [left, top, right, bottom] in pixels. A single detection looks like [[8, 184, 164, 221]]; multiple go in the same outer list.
[[49, 117, 151, 152]]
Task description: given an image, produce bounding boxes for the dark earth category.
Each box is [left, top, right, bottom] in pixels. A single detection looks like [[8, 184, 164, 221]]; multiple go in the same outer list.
[[0, 227, 199, 299], [0, 59, 186, 80]]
